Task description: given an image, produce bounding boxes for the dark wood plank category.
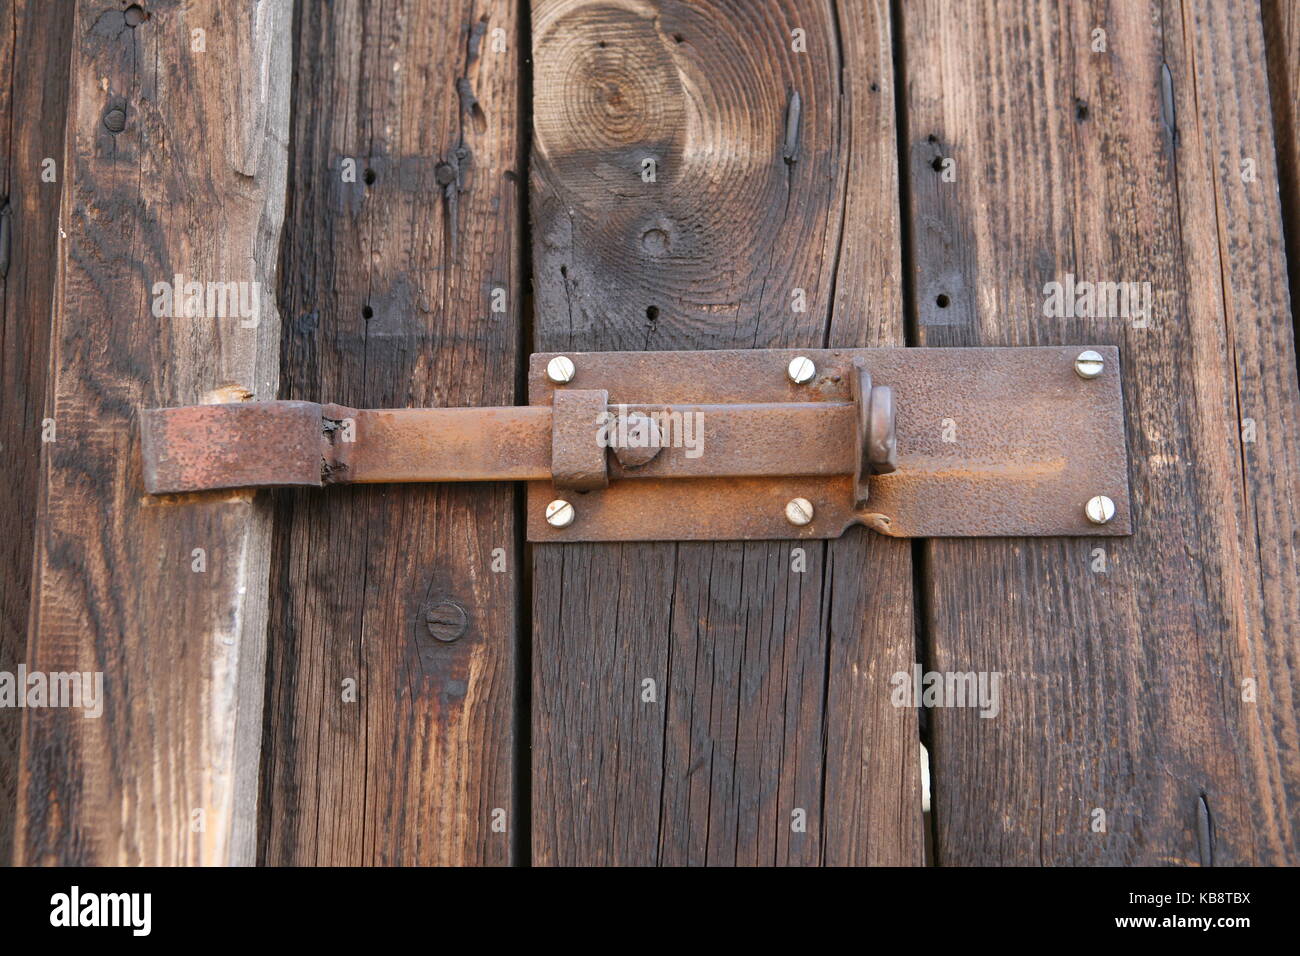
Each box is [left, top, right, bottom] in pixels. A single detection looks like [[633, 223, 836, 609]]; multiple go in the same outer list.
[[0, 0, 73, 867], [903, 0, 1300, 864], [1263, 0, 1300, 351], [259, 0, 522, 865], [16, 0, 291, 865], [530, 0, 922, 865]]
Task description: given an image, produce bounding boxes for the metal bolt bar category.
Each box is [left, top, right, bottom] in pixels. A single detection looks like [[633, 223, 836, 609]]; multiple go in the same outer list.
[[142, 400, 881, 493]]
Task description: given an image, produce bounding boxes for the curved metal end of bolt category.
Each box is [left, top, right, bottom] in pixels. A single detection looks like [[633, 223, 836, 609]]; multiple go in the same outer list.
[[857, 512, 901, 537], [866, 385, 897, 475], [850, 359, 899, 508], [141, 401, 326, 494]]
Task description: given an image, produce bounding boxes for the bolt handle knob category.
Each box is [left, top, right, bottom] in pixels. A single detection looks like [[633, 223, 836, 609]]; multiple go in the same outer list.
[[850, 358, 898, 509]]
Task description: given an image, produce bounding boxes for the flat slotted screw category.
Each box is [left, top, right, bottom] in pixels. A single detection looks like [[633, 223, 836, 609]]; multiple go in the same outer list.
[[787, 356, 816, 385], [1085, 495, 1115, 525], [547, 355, 576, 384], [546, 499, 575, 528], [785, 497, 814, 526], [1074, 350, 1105, 379]]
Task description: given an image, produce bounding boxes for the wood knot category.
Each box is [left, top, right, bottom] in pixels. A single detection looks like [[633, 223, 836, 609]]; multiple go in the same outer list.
[[533, 9, 682, 154], [640, 228, 669, 255]]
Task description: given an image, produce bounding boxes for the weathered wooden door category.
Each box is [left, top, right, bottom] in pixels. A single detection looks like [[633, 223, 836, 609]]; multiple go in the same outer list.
[[3, 0, 1297, 866]]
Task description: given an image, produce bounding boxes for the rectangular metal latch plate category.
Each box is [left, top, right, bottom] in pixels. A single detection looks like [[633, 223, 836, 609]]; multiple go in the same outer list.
[[525, 347, 1131, 541]]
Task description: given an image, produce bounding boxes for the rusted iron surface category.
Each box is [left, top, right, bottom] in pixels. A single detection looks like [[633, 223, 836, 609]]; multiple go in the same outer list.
[[324, 405, 551, 483], [526, 347, 1132, 541], [850, 358, 898, 508], [141, 402, 552, 493], [609, 411, 662, 468], [141, 401, 326, 494], [140, 398, 872, 491], [604, 403, 855, 478], [550, 389, 609, 490], [142, 347, 1131, 544]]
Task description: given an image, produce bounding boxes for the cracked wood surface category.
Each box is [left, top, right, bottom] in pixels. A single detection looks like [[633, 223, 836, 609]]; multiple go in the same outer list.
[[5, 0, 1298, 868], [1264, 0, 1300, 354], [903, 0, 1300, 864], [529, 0, 923, 865], [0, 0, 73, 866], [257, 0, 522, 865], [16, 0, 291, 865]]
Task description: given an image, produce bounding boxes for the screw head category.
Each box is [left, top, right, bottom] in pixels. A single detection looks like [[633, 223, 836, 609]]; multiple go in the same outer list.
[[1074, 350, 1105, 379], [787, 356, 816, 385], [1084, 494, 1116, 525], [785, 497, 815, 526], [545, 499, 575, 528], [423, 601, 468, 643], [546, 355, 576, 384]]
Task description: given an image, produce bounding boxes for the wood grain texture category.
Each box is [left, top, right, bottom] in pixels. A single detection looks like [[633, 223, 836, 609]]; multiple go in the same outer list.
[[1263, 0, 1300, 352], [530, 0, 923, 865], [16, 0, 291, 865], [0, 0, 74, 867], [258, 0, 521, 865], [903, 0, 1300, 863]]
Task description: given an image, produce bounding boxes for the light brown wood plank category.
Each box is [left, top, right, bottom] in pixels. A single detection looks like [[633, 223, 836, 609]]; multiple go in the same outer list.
[[258, 0, 522, 866], [16, 0, 292, 865], [903, 0, 1300, 864], [529, 0, 922, 865]]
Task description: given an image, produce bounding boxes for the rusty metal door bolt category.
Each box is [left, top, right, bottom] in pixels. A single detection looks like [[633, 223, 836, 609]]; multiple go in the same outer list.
[[141, 347, 1132, 542]]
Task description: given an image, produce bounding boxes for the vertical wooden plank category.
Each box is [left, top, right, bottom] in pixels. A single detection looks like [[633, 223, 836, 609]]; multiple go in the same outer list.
[[1262, 0, 1300, 347], [821, 0, 923, 866], [259, 0, 521, 865], [16, 0, 292, 865], [903, 0, 1300, 863], [530, 0, 922, 865], [0, 1, 74, 865]]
